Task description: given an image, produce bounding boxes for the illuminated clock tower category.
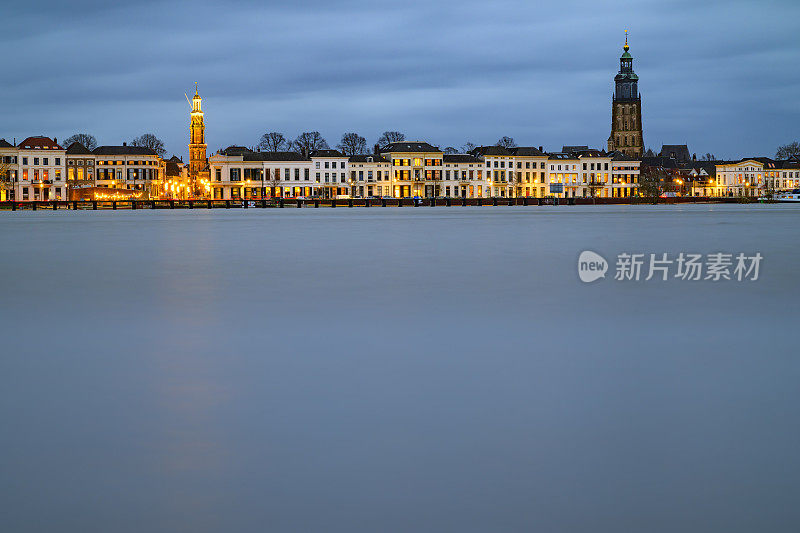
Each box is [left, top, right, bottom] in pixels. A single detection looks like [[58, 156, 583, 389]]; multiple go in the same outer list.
[[189, 83, 207, 178]]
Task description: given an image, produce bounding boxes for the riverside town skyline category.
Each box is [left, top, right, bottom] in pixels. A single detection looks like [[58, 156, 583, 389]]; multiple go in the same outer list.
[[1, 36, 798, 204], [4, 2, 800, 531]]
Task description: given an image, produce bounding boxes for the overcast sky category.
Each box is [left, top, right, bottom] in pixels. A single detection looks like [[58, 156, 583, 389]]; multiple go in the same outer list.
[[1, 0, 797, 159]]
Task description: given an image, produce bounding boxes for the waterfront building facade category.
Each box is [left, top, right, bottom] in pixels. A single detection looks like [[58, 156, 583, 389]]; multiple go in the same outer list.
[[66, 142, 96, 194], [380, 142, 443, 198], [508, 147, 548, 198], [0, 139, 18, 201], [610, 153, 641, 197], [349, 155, 392, 197], [15, 136, 67, 201], [715, 159, 763, 197], [763, 159, 799, 191], [209, 147, 313, 200], [443, 154, 485, 198], [473, 146, 515, 198], [94, 144, 162, 198], [312, 150, 350, 199]]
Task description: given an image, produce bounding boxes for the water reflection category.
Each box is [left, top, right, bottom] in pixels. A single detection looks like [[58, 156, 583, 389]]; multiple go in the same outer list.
[[0, 206, 798, 532]]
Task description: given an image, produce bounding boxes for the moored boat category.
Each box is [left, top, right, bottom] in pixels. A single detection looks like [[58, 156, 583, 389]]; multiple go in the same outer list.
[[774, 189, 800, 203]]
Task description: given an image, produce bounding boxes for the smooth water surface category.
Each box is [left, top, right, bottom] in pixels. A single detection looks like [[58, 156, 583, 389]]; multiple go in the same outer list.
[[1, 204, 798, 532]]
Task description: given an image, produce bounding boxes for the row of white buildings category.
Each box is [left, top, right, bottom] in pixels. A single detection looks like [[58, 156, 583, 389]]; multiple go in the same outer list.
[[207, 143, 642, 200], [684, 158, 800, 197]]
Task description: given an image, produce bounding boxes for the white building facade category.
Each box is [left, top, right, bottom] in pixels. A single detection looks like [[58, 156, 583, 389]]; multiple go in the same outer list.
[[94, 145, 162, 198], [15, 136, 67, 201]]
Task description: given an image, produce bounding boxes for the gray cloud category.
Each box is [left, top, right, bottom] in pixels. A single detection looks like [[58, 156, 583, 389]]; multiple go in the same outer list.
[[1, 0, 798, 159]]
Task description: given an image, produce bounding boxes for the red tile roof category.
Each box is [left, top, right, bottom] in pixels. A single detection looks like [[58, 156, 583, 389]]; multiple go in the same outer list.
[[18, 136, 63, 150]]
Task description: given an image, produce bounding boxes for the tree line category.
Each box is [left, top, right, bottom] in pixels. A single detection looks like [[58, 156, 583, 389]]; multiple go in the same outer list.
[[63, 132, 166, 158], [60, 130, 800, 163], [256, 131, 522, 157]]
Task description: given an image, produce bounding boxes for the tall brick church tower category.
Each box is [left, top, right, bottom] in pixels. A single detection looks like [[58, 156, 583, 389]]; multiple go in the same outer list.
[[607, 33, 643, 157], [189, 83, 207, 178]]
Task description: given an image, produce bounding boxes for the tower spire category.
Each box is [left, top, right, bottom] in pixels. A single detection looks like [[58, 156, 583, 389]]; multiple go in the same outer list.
[[194, 81, 199, 97], [188, 83, 207, 187], [608, 32, 643, 158]]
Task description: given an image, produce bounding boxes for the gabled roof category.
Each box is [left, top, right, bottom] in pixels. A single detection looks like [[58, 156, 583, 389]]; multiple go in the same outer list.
[[18, 136, 63, 150], [608, 151, 638, 161], [562, 145, 590, 153], [774, 160, 800, 170], [744, 157, 775, 167], [548, 153, 580, 161], [573, 149, 608, 158], [443, 154, 483, 163], [66, 142, 94, 155], [680, 161, 719, 177], [220, 146, 253, 156], [641, 157, 680, 169], [380, 141, 441, 153], [94, 145, 158, 156], [659, 145, 691, 162], [509, 146, 546, 157], [165, 160, 183, 177], [716, 158, 767, 168], [472, 145, 512, 156], [0, 139, 14, 148], [244, 151, 307, 162], [310, 149, 345, 158], [349, 155, 389, 163]]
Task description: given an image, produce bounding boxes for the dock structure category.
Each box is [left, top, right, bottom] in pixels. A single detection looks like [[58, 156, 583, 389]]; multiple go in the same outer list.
[[0, 197, 751, 211]]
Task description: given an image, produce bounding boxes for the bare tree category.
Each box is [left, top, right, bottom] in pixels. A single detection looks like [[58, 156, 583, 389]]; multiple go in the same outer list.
[[293, 132, 329, 158], [776, 141, 800, 160], [762, 172, 777, 200], [131, 133, 166, 157], [461, 142, 476, 153], [443, 146, 458, 155], [639, 164, 668, 203], [496, 136, 517, 149], [337, 132, 367, 156], [586, 177, 605, 201], [428, 171, 443, 198], [377, 131, 405, 148], [267, 168, 282, 200], [701, 153, 717, 161], [511, 170, 525, 198], [64, 133, 97, 151], [257, 132, 287, 153], [0, 156, 13, 201]]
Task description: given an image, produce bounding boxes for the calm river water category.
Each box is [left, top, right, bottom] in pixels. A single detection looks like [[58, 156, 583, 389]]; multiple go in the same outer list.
[[1, 205, 798, 532]]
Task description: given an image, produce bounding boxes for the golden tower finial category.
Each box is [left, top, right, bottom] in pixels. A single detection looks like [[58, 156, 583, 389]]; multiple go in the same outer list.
[[194, 81, 199, 97], [624, 30, 629, 51]]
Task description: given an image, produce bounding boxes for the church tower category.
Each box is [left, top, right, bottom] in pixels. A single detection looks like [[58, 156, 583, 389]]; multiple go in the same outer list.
[[189, 83, 207, 178], [607, 32, 643, 157]]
